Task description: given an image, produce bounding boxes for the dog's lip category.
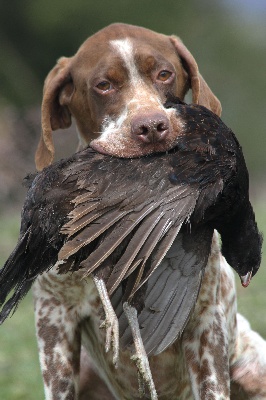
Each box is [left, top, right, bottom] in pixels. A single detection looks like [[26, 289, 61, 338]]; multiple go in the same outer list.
[[90, 141, 111, 156], [90, 140, 146, 158], [90, 139, 178, 158]]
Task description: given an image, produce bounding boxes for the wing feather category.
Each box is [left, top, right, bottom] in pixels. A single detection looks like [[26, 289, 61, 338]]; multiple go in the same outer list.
[[77, 201, 164, 276], [117, 227, 213, 355], [128, 193, 198, 296], [105, 211, 165, 295], [58, 207, 130, 261]]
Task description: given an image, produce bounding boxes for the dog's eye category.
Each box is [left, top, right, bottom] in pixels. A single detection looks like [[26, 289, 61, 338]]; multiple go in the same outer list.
[[96, 81, 112, 91], [157, 70, 172, 82]]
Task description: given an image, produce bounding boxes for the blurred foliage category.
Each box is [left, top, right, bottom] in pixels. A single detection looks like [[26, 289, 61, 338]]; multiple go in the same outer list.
[[0, 0, 265, 174]]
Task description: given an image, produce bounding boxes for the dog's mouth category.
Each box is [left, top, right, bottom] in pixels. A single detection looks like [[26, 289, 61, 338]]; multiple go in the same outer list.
[[89, 141, 112, 156], [90, 135, 179, 158]]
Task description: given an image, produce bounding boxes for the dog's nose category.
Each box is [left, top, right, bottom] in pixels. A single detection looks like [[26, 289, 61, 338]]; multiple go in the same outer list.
[[131, 112, 169, 143]]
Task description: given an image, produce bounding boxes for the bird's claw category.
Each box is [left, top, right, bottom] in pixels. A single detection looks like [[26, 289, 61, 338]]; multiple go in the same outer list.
[[93, 277, 119, 366], [99, 308, 119, 366]]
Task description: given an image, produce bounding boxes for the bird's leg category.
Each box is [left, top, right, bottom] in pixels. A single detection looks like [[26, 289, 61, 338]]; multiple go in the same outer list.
[[123, 302, 158, 400], [93, 276, 119, 366]]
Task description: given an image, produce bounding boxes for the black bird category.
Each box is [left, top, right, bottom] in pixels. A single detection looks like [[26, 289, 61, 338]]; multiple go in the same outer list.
[[0, 98, 262, 360]]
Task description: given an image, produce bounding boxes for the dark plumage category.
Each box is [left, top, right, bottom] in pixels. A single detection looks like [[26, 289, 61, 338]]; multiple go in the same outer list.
[[0, 98, 262, 356]]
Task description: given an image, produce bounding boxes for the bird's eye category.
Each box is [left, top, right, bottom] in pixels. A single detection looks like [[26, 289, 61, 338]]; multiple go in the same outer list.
[[157, 70, 173, 82], [96, 81, 112, 92]]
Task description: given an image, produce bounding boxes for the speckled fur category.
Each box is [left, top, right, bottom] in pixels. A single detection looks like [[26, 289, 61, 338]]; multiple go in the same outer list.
[[33, 23, 264, 399], [33, 232, 266, 399]]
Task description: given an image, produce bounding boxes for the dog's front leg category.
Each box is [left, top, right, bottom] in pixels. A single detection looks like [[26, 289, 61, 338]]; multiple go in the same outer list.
[[33, 271, 97, 400], [182, 236, 230, 400], [183, 307, 230, 400], [34, 286, 81, 399]]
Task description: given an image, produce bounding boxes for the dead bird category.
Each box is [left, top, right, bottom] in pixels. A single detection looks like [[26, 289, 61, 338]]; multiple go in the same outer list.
[[0, 98, 262, 399]]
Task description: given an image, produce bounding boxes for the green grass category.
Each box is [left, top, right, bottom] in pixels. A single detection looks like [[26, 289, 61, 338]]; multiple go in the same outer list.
[[0, 294, 43, 400], [0, 201, 265, 399], [234, 201, 266, 337], [0, 213, 43, 400]]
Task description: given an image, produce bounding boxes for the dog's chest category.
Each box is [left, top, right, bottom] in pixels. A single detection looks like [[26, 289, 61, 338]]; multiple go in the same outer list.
[[35, 270, 193, 399], [81, 315, 192, 400], [34, 260, 194, 399]]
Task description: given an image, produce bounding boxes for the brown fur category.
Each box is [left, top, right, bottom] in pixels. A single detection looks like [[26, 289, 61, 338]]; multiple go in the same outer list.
[[35, 23, 221, 170]]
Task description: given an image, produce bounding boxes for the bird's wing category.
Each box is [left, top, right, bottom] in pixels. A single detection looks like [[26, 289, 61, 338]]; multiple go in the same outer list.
[[0, 149, 199, 324], [112, 226, 213, 355], [57, 151, 199, 279], [56, 152, 216, 357], [74, 185, 197, 291], [59, 163, 210, 356]]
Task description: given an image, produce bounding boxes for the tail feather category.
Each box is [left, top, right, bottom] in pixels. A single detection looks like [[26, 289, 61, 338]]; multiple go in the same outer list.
[[0, 228, 32, 323]]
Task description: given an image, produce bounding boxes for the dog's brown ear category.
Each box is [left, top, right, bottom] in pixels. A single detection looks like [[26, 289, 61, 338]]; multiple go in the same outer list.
[[35, 57, 74, 171], [170, 36, 222, 117]]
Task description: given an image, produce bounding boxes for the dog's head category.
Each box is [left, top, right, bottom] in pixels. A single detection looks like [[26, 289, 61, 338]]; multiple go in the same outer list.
[[35, 23, 221, 170]]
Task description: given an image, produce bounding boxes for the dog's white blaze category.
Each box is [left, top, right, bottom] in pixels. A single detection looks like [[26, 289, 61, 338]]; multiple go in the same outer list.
[[104, 38, 178, 142], [111, 38, 141, 85], [101, 107, 128, 139]]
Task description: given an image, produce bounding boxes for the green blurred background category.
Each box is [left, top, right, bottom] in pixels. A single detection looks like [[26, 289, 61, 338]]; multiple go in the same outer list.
[[0, 1, 265, 398]]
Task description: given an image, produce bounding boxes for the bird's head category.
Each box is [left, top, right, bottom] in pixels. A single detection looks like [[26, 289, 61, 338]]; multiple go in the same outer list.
[[221, 212, 263, 288]]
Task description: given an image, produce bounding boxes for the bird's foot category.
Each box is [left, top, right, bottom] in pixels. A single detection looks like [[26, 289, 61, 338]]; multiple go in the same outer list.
[[93, 277, 119, 366], [123, 302, 158, 400]]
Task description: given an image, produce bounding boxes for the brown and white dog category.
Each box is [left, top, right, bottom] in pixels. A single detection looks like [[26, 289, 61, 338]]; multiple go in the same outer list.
[[34, 23, 266, 399]]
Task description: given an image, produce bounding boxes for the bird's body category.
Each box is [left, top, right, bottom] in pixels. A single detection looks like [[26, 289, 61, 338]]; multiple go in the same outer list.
[[0, 99, 262, 399]]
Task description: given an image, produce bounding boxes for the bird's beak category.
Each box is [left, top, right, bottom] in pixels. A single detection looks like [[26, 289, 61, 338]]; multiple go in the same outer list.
[[240, 270, 253, 287]]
